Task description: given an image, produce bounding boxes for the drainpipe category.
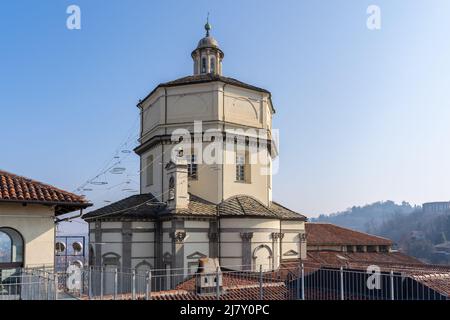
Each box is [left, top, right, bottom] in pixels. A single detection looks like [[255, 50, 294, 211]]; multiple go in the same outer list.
[[55, 208, 84, 223]]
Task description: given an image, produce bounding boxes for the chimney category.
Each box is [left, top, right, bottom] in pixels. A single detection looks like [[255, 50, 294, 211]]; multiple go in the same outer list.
[[195, 258, 223, 295], [165, 156, 190, 210]]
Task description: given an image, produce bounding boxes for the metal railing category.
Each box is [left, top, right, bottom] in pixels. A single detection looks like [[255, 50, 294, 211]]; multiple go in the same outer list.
[[2, 263, 449, 300], [0, 268, 56, 300]]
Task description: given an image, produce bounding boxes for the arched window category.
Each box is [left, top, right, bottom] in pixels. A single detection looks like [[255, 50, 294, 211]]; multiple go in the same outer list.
[[88, 245, 95, 267], [201, 57, 207, 73], [0, 227, 24, 269], [210, 56, 216, 74], [168, 176, 175, 200]]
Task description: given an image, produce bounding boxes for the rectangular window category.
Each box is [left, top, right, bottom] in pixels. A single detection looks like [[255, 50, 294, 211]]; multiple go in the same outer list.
[[146, 155, 153, 186], [236, 153, 245, 182], [188, 154, 198, 179]]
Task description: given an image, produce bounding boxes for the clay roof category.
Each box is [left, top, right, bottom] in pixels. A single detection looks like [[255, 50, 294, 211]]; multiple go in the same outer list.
[[83, 193, 306, 221], [305, 223, 392, 246], [0, 170, 91, 215], [149, 283, 288, 300], [303, 251, 423, 268]]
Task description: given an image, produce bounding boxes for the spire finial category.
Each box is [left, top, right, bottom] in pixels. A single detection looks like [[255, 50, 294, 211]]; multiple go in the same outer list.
[[204, 12, 211, 37]]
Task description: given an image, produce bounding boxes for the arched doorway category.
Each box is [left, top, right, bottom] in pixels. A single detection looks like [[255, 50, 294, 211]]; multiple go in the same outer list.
[[0, 227, 24, 269]]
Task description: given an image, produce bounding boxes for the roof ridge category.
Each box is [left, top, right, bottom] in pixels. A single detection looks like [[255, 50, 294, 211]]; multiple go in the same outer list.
[[306, 222, 393, 242], [0, 169, 85, 200]]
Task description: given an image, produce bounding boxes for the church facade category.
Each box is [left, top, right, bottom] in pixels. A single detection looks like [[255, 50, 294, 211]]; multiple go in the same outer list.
[[83, 22, 307, 282]]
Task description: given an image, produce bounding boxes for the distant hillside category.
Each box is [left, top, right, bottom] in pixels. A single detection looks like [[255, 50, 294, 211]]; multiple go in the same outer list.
[[312, 200, 418, 232], [372, 208, 450, 264], [313, 200, 450, 265]]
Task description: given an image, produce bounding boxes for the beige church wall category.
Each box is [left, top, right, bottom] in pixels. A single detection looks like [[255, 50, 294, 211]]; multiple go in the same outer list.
[[184, 220, 209, 228], [166, 84, 218, 124], [132, 232, 154, 242], [131, 237, 154, 258], [101, 222, 122, 229], [222, 147, 270, 206], [220, 258, 243, 270], [182, 140, 221, 204], [142, 96, 163, 136], [220, 232, 241, 243], [132, 222, 155, 229], [281, 220, 304, 231], [251, 231, 280, 271], [222, 86, 271, 129], [162, 221, 171, 229], [0, 204, 55, 267], [185, 231, 208, 243], [184, 237, 209, 271], [219, 231, 242, 266], [281, 233, 301, 259], [220, 218, 280, 229], [101, 232, 121, 242], [189, 165, 222, 204], [280, 221, 304, 260], [224, 98, 262, 129], [131, 258, 155, 270], [219, 241, 241, 261], [264, 99, 272, 130], [140, 145, 164, 199], [220, 219, 281, 270], [162, 231, 171, 257], [101, 232, 122, 257]]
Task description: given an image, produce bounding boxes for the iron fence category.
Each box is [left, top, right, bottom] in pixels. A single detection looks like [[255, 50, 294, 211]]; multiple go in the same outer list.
[[1, 263, 449, 300], [0, 267, 56, 300]]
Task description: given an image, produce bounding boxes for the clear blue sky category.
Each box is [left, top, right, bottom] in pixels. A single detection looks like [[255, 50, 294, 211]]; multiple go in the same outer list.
[[1, 1, 450, 234]]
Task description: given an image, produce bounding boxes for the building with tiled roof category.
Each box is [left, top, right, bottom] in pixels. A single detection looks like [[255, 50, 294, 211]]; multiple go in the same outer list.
[[83, 20, 307, 285], [305, 223, 393, 252], [0, 169, 91, 269], [0, 170, 90, 215], [81, 21, 438, 300]]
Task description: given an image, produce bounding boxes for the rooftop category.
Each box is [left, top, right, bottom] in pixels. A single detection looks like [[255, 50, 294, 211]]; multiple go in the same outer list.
[[138, 73, 273, 111], [305, 222, 393, 246], [82, 193, 306, 221], [0, 170, 91, 215]]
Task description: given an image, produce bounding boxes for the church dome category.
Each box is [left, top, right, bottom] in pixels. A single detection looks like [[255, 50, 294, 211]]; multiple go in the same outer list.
[[191, 18, 224, 75], [197, 36, 219, 49]]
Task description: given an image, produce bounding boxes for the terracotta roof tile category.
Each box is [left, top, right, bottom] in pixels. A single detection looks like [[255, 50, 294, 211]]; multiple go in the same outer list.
[[0, 169, 90, 214], [305, 223, 392, 246]]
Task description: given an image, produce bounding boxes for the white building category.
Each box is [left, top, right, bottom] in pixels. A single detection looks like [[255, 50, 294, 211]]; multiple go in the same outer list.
[[0, 170, 90, 270], [83, 22, 307, 285]]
